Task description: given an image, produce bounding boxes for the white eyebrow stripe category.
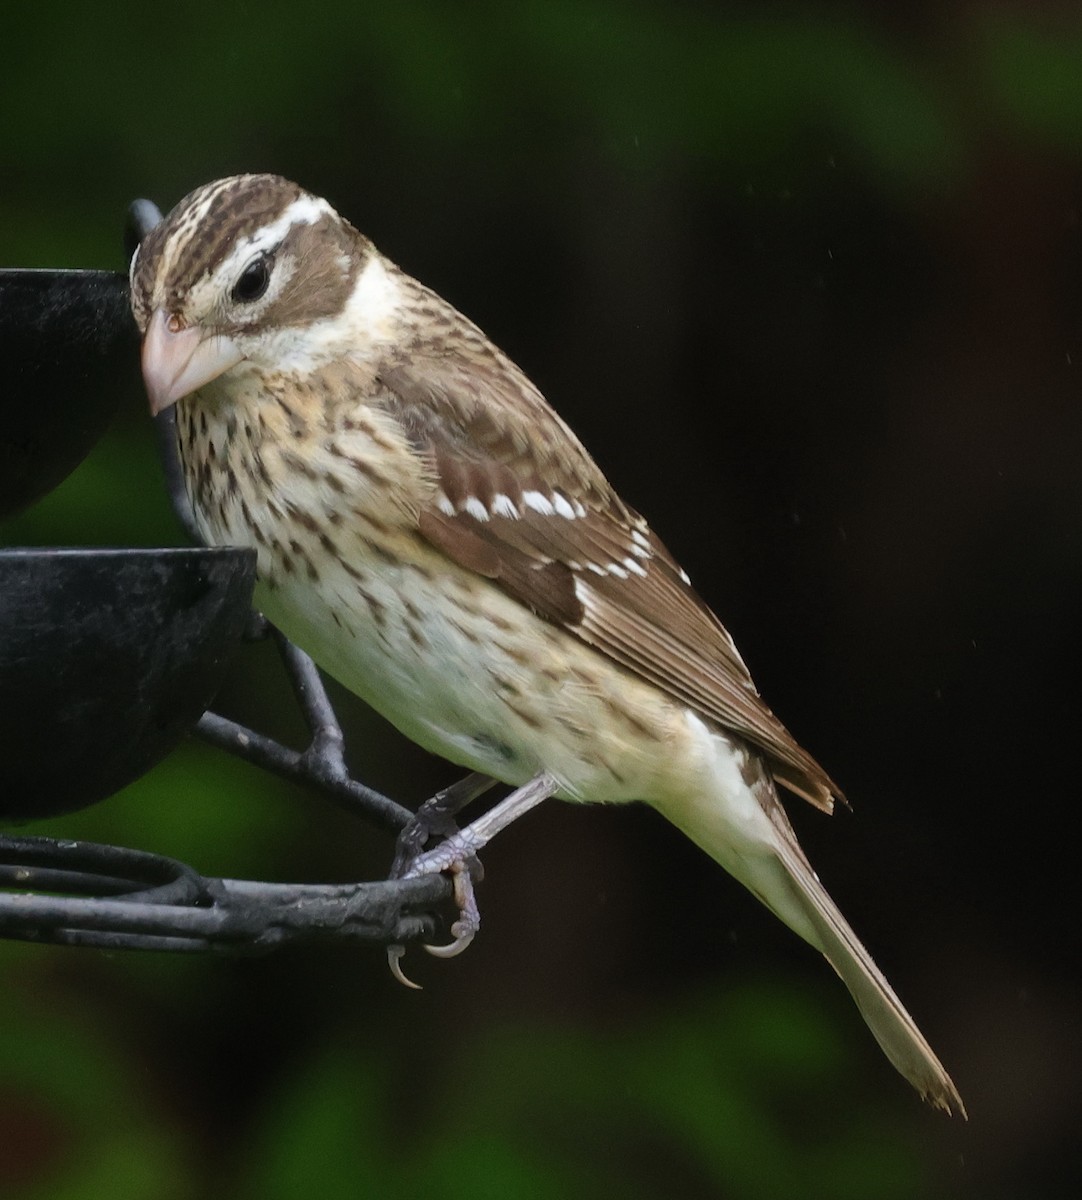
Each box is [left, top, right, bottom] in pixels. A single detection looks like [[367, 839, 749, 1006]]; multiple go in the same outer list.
[[247, 194, 334, 251], [215, 194, 336, 281]]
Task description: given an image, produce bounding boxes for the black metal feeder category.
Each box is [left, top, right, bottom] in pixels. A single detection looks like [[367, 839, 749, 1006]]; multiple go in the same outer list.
[[0, 202, 456, 955], [0, 268, 139, 520], [0, 546, 254, 819]]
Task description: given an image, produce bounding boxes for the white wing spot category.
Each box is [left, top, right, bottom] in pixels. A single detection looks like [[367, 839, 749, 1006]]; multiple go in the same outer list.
[[631, 528, 651, 554], [574, 575, 598, 616], [465, 497, 490, 522], [573, 500, 587, 518], [623, 557, 648, 578], [436, 493, 456, 517], [553, 494, 577, 520], [523, 490, 556, 517], [607, 563, 629, 580], [491, 493, 520, 519], [679, 567, 691, 586]]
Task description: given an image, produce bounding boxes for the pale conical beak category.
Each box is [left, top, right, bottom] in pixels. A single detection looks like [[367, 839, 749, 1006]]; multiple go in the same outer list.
[[140, 309, 244, 415]]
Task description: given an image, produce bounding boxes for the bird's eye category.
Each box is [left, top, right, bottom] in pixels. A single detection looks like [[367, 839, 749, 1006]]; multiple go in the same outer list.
[[231, 254, 273, 303]]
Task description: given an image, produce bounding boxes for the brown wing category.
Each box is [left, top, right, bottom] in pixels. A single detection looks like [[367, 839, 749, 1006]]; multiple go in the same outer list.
[[376, 340, 841, 812]]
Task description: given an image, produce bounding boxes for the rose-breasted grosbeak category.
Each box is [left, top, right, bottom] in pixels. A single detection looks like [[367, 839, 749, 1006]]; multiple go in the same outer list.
[[130, 174, 962, 1114]]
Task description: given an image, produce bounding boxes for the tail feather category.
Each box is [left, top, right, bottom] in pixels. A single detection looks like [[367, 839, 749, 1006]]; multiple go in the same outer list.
[[766, 828, 966, 1116], [655, 736, 965, 1116]]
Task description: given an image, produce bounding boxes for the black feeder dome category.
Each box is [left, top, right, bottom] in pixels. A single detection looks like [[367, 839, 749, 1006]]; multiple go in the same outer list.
[[0, 546, 255, 820], [0, 269, 140, 520]]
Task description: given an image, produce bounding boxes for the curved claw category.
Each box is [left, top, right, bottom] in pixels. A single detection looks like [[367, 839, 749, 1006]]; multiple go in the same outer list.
[[387, 943, 423, 989], [423, 928, 476, 959]]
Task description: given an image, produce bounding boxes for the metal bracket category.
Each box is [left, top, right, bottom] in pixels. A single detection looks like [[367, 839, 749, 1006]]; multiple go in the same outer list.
[[0, 834, 449, 953]]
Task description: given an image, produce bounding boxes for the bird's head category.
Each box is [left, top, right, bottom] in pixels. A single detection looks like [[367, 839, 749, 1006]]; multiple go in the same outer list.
[[130, 173, 372, 414]]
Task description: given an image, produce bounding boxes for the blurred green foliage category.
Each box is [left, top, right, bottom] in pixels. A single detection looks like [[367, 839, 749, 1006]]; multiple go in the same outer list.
[[237, 985, 922, 1200], [7, 1, 1079, 1197], [3, 1, 1082, 274], [1, 969, 930, 1200]]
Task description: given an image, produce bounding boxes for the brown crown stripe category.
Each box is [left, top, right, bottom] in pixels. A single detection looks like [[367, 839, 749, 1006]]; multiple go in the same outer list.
[[164, 175, 304, 295], [134, 175, 365, 331]]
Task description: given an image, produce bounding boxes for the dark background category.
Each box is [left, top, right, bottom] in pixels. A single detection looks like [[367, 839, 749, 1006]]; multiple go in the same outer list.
[[2, 3, 1080, 1197]]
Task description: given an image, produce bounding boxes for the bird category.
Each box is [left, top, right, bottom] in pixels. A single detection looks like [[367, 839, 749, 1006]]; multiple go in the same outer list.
[[129, 172, 964, 1115]]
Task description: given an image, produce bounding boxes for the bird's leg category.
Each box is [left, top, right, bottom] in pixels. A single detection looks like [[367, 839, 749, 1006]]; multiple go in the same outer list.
[[404, 772, 559, 878], [387, 772, 560, 987], [390, 772, 497, 879]]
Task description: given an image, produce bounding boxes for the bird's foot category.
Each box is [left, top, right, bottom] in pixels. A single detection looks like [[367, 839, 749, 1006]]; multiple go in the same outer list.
[[387, 774, 495, 987], [387, 851, 483, 988], [385, 772, 560, 988]]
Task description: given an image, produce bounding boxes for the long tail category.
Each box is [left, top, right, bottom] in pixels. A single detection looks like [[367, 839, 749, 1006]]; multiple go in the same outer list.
[[762, 808, 965, 1116], [656, 752, 966, 1116]]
